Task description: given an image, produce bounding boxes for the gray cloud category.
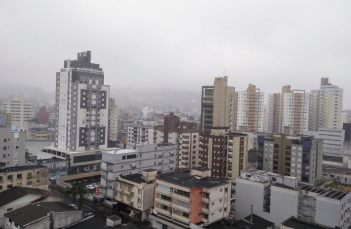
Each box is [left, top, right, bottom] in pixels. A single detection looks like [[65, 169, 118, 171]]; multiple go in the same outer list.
[[0, 0, 350, 108]]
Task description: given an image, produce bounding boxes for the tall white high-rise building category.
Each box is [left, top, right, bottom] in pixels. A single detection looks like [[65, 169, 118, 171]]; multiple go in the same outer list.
[[236, 84, 265, 132], [266, 85, 310, 135], [54, 51, 110, 151], [2, 94, 34, 130], [308, 78, 343, 131]]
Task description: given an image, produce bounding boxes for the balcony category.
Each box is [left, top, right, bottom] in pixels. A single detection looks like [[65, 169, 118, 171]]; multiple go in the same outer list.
[[172, 214, 190, 223], [202, 208, 209, 213], [159, 154, 163, 158], [115, 196, 133, 207], [156, 188, 171, 195], [155, 197, 171, 206], [155, 207, 171, 216], [173, 193, 190, 202], [116, 187, 134, 196], [202, 197, 210, 203]]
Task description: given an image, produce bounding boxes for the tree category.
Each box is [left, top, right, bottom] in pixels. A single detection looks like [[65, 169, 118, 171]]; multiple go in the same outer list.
[[77, 183, 88, 210], [63, 181, 79, 205]]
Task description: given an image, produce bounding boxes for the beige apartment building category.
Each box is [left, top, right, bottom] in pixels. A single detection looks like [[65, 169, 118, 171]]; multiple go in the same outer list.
[[151, 168, 232, 229], [27, 128, 55, 141], [2, 94, 34, 130], [115, 169, 156, 221], [266, 85, 309, 135], [0, 165, 49, 193], [201, 76, 235, 133]]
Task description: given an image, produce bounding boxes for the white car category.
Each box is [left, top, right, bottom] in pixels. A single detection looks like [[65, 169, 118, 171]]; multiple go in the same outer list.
[[86, 185, 94, 190], [69, 204, 78, 209], [91, 183, 98, 187], [85, 213, 93, 217]]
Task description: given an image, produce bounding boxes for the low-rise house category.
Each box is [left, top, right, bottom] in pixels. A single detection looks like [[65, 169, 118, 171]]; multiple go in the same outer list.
[[115, 169, 157, 221], [0, 165, 49, 193], [4, 202, 82, 229], [0, 187, 61, 227]]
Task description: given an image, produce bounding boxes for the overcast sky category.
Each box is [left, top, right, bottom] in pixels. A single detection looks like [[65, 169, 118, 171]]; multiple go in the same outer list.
[[1, 1, 351, 108]]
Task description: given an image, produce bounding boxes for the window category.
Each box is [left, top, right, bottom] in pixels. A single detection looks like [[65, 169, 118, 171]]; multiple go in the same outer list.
[[4, 139, 7, 142], [3, 147, 6, 150], [0, 185, 2, 190], [7, 175, 13, 180], [27, 173, 32, 178], [27, 181, 32, 185], [0, 176, 2, 181], [17, 174, 22, 179], [7, 185, 12, 189]]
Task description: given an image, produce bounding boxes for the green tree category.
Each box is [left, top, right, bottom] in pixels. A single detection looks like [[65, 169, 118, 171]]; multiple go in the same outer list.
[[77, 183, 88, 210], [63, 181, 79, 205]]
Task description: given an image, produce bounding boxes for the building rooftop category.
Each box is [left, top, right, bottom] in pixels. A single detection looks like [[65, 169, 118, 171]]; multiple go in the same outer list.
[[0, 165, 47, 173], [119, 174, 147, 184], [66, 216, 140, 229], [27, 156, 67, 163], [241, 169, 349, 200], [236, 214, 275, 229], [104, 149, 137, 155], [142, 168, 157, 172], [5, 202, 78, 226], [58, 171, 101, 182], [192, 167, 211, 171], [227, 133, 248, 137], [0, 187, 59, 207], [157, 170, 229, 188], [281, 216, 333, 229]]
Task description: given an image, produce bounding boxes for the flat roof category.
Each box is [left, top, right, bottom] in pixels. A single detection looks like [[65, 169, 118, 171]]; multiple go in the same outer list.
[[5, 202, 79, 226], [43, 146, 120, 155], [0, 165, 47, 173], [120, 174, 146, 184], [66, 216, 140, 229], [104, 149, 138, 155], [281, 216, 333, 229], [58, 171, 101, 182], [157, 171, 229, 188]]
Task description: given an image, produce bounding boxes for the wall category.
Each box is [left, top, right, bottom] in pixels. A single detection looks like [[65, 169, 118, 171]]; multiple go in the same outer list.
[[189, 187, 203, 224], [52, 211, 83, 229]]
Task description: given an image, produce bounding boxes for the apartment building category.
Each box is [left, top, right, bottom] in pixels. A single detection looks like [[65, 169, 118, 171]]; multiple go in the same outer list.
[[305, 128, 345, 166], [154, 113, 199, 169], [0, 113, 11, 127], [115, 169, 157, 221], [100, 143, 177, 206], [257, 134, 323, 185], [309, 78, 343, 131], [150, 168, 231, 229], [236, 84, 265, 132], [55, 51, 110, 151], [108, 98, 118, 147], [0, 126, 26, 167], [200, 76, 235, 133], [0, 165, 49, 193], [178, 123, 199, 169], [198, 128, 248, 182], [236, 169, 351, 229], [127, 124, 153, 145], [27, 128, 54, 141], [37, 106, 49, 125], [266, 86, 310, 135], [2, 94, 34, 130]]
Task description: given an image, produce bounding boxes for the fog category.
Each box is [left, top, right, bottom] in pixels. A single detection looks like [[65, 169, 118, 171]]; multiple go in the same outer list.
[[1, 1, 350, 108]]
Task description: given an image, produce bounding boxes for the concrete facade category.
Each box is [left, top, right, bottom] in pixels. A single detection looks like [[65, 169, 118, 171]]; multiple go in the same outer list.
[[305, 128, 345, 166], [0, 165, 49, 193], [108, 98, 118, 147], [236, 169, 351, 229], [100, 144, 178, 205], [2, 94, 34, 131], [55, 51, 110, 152], [151, 169, 231, 229], [0, 127, 26, 167]]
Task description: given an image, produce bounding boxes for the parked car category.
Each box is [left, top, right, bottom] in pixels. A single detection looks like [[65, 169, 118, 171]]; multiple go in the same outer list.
[[86, 185, 94, 190], [91, 183, 98, 187], [69, 204, 78, 209], [85, 213, 93, 217]]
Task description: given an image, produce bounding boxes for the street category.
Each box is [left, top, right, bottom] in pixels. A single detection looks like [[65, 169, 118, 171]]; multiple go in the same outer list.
[[49, 184, 112, 220]]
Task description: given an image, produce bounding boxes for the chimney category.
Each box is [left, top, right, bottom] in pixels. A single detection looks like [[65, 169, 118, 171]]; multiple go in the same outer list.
[[142, 169, 157, 182]]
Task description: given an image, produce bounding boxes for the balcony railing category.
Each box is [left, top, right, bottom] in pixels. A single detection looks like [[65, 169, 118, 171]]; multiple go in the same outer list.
[[115, 196, 133, 206]]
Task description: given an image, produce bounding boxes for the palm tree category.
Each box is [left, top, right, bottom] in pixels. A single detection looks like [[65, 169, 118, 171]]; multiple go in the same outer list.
[[63, 181, 79, 205], [77, 183, 88, 210]]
